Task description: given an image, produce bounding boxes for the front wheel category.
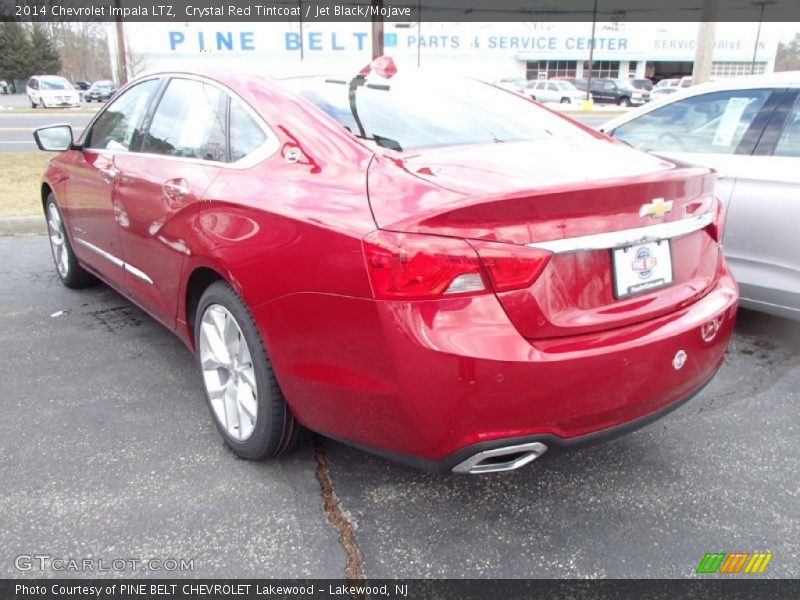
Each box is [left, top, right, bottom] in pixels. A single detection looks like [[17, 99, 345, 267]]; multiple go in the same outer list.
[[195, 282, 307, 460], [618, 96, 632, 107], [45, 194, 95, 288], [29, 96, 36, 108], [560, 97, 570, 104]]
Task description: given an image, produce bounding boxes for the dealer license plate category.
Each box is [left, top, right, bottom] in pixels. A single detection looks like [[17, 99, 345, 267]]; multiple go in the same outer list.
[[612, 240, 673, 299]]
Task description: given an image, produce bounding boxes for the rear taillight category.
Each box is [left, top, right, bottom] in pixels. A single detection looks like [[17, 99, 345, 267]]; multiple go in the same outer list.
[[362, 231, 552, 300], [707, 197, 725, 243], [471, 240, 552, 292], [363, 230, 487, 300]]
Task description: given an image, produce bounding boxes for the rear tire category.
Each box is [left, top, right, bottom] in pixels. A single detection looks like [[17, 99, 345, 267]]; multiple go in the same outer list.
[[195, 281, 308, 460], [618, 96, 632, 107], [560, 97, 570, 104], [45, 194, 95, 289]]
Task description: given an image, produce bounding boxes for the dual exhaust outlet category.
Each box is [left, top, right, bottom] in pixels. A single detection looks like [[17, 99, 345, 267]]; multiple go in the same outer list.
[[452, 442, 548, 474]]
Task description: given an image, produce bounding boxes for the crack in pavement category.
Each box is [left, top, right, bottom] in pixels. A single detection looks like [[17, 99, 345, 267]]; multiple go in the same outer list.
[[314, 437, 365, 582]]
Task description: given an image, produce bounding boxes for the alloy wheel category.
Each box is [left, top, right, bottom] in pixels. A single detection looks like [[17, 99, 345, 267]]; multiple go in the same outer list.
[[47, 203, 69, 278], [198, 304, 259, 441]]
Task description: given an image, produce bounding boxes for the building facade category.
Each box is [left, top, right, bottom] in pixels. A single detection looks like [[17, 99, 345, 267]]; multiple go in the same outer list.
[[116, 21, 779, 83]]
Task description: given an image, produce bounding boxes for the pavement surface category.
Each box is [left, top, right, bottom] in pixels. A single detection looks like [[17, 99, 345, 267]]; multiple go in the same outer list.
[[1, 235, 798, 578]]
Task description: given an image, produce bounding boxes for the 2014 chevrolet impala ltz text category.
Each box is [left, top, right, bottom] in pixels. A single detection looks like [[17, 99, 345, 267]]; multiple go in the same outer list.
[[33, 57, 738, 474]]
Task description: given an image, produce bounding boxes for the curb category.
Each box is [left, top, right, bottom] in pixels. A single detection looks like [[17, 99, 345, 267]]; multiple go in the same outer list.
[[0, 216, 46, 236]]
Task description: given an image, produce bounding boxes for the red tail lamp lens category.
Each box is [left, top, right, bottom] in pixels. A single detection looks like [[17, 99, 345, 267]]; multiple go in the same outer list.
[[363, 230, 487, 300], [471, 241, 552, 292]]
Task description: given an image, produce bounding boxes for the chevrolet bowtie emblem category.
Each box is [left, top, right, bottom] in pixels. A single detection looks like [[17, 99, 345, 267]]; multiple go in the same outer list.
[[639, 198, 673, 219]]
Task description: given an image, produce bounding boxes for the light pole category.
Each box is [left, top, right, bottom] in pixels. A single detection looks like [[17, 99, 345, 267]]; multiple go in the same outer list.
[[585, 0, 598, 104], [750, 1, 777, 75]]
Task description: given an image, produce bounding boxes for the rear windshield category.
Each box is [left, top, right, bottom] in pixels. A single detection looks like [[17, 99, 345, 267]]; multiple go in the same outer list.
[[280, 73, 595, 152]]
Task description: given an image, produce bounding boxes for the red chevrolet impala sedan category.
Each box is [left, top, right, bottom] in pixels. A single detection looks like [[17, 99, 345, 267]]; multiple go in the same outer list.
[[34, 58, 737, 473]]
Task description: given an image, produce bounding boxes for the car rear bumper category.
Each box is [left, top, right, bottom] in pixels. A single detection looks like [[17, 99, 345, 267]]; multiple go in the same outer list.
[[258, 270, 738, 468]]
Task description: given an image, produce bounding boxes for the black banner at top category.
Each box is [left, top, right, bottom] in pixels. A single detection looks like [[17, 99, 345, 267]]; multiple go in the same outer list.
[[2, 0, 800, 22]]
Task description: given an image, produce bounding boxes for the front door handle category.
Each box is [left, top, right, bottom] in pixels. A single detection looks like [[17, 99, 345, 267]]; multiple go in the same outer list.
[[162, 178, 189, 202]]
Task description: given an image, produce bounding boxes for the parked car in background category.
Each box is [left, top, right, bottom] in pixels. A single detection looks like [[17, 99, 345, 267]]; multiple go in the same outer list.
[[74, 81, 91, 91], [85, 80, 117, 102], [630, 78, 654, 92], [679, 76, 693, 88], [650, 86, 680, 101], [577, 78, 648, 106], [655, 78, 680, 89], [495, 77, 530, 94], [529, 79, 585, 104], [26, 75, 81, 108], [32, 59, 737, 473], [601, 72, 800, 320]]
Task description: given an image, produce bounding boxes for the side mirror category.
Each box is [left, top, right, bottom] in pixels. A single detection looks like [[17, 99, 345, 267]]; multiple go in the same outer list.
[[33, 124, 74, 152]]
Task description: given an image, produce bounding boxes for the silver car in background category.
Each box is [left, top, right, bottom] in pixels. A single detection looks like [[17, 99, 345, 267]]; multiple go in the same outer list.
[[529, 80, 585, 104], [600, 72, 800, 320]]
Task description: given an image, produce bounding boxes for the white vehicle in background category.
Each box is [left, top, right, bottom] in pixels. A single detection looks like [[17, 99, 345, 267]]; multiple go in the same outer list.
[[529, 80, 585, 104], [650, 86, 680, 101], [26, 75, 81, 108], [600, 72, 800, 320]]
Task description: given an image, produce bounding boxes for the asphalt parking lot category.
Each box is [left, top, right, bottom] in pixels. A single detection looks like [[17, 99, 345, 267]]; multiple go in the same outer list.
[[1, 234, 798, 579]]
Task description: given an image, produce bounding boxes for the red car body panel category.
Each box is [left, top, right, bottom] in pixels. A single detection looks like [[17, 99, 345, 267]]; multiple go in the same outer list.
[[40, 67, 738, 469]]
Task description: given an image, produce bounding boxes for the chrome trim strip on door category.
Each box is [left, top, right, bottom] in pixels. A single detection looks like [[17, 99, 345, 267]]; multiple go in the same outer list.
[[526, 212, 715, 254], [75, 238, 154, 284]]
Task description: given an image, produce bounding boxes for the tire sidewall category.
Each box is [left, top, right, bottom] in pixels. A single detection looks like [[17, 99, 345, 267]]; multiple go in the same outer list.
[[194, 283, 280, 460]]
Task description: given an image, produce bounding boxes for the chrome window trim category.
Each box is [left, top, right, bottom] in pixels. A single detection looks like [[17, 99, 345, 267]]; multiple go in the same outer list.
[[75, 238, 153, 284], [526, 212, 715, 254], [82, 72, 279, 170]]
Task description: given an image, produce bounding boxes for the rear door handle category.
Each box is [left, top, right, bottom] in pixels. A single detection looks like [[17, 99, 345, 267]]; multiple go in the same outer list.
[[98, 166, 118, 183], [162, 178, 189, 201]]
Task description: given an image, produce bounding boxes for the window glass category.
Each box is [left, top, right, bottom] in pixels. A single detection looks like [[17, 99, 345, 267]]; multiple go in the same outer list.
[[86, 79, 160, 151], [142, 79, 227, 162], [281, 73, 596, 152], [613, 89, 772, 154], [547, 83, 558, 92], [773, 95, 800, 158], [229, 101, 267, 162]]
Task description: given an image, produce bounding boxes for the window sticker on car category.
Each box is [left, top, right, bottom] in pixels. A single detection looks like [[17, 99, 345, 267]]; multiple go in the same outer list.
[[712, 97, 750, 147]]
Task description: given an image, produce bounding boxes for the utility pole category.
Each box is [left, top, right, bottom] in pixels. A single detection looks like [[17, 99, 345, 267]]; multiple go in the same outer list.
[[584, 0, 598, 104], [692, 0, 718, 85], [371, 0, 384, 59], [750, 1, 777, 74], [114, 0, 128, 85]]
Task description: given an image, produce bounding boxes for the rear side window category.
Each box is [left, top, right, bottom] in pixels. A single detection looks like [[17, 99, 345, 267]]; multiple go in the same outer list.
[[142, 78, 227, 162], [86, 79, 160, 151], [613, 89, 772, 154], [773, 95, 800, 157], [229, 101, 267, 162]]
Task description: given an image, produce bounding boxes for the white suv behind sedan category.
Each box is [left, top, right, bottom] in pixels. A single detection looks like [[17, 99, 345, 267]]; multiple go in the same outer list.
[[26, 75, 81, 109]]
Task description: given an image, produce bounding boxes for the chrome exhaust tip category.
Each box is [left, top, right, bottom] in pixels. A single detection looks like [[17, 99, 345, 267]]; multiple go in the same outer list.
[[452, 442, 548, 474]]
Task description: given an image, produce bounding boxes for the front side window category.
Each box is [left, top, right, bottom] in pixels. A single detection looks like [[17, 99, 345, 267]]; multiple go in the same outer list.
[[85, 79, 160, 151], [613, 89, 772, 154], [142, 79, 227, 162]]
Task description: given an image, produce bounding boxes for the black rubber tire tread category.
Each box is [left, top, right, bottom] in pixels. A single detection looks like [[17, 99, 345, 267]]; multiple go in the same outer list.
[[195, 281, 308, 460]]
